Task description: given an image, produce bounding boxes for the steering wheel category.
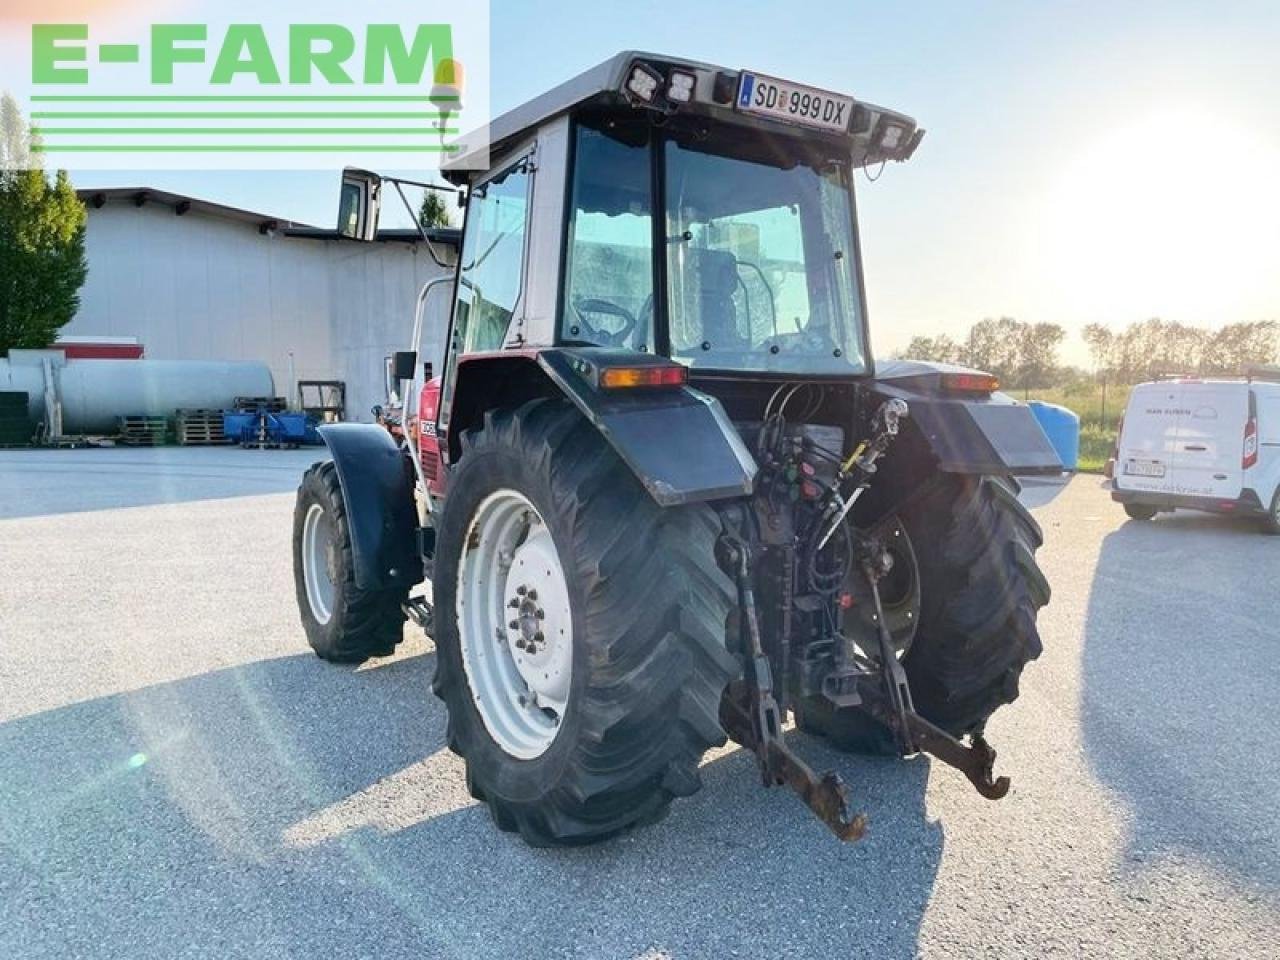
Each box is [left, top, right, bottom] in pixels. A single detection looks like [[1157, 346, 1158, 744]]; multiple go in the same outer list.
[[571, 298, 637, 347]]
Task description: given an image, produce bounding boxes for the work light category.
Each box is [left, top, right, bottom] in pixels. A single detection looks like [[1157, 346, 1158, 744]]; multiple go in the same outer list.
[[666, 70, 696, 104], [624, 63, 662, 104]]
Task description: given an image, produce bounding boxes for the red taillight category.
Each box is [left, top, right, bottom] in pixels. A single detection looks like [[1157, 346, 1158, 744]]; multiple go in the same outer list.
[[1243, 417, 1258, 469], [598, 364, 688, 390], [940, 371, 999, 393]]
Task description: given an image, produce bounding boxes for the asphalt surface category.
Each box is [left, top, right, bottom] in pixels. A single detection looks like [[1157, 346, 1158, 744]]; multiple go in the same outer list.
[[1, 449, 1277, 959]]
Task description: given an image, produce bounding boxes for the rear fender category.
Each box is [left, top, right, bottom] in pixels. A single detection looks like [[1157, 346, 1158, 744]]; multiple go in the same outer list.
[[448, 349, 757, 506], [871, 362, 1062, 475], [317, 423, 422, 591]]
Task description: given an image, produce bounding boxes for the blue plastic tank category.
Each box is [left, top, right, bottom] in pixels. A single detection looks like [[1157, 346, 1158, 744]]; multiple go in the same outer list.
[[1028, 401, 1079, 471]]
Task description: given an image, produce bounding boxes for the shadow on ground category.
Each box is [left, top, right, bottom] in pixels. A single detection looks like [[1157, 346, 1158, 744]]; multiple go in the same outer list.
[[1, 650, 942, 959], [1082, 510, 1279, 889], [0, 447, 323, 519]]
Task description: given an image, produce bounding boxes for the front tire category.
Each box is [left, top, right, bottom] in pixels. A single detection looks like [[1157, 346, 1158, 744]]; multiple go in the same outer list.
[[1124, 503, 1158, 522], [802, 475, 1049, 752], [293, 461, 407, 663], [432, 399, 739, 846]]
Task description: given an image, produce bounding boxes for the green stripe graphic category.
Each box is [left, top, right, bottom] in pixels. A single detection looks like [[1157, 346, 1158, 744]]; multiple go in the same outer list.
[[36, 128, 459, 136], [31, 95, 459, 103], [33, 144, 462, 153], [32, 112, 451, 119]]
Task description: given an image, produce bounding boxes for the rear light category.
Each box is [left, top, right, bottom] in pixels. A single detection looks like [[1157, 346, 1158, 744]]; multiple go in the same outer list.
[[1244, 416, 1258, 469], [940, 372, 999, 393], [598, 364, 688, 390]]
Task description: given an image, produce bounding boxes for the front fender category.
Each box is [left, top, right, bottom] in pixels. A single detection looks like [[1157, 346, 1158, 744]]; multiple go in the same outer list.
[[317, 423, 422, 591]]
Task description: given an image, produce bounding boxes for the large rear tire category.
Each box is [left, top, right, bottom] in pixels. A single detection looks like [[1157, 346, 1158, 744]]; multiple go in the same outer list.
[[801, 475, 1049, 753], [293, 461, 407, 664], [431, 399, 739, 846]]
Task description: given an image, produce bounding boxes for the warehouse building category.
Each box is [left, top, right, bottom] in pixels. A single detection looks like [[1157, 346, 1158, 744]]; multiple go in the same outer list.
[[63, 188, 459, 420]]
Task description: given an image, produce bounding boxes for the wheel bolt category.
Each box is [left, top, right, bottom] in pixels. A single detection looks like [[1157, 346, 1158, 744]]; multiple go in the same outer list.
[[509, 620, 519, 630], [508, 598, 520, 609], [535, 609, 545, 620], [534, 631, 544, 645], [517, 586, 527, 596], [527, 589, 538, 602]]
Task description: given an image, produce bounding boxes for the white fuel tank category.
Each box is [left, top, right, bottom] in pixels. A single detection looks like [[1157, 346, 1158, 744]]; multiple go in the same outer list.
[[0, 354, 276, 434]]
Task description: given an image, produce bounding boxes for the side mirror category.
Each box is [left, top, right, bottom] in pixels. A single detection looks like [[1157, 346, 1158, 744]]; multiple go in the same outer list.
[[392, 350, 417, 382], [338, 168, 382, 242]]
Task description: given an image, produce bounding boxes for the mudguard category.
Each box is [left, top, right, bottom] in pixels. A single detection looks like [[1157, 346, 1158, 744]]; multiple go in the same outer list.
[[537, 348, 758, 506], [874, 361, 1063, 475], [317, 423, 423, 591]]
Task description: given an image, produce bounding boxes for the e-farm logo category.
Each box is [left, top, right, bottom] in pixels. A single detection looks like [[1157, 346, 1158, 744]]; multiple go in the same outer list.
[[2, 3, 490, 170]]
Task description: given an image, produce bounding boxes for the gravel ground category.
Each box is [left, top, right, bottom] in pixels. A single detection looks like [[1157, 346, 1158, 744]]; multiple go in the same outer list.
[[1, 450, 1276, 959]]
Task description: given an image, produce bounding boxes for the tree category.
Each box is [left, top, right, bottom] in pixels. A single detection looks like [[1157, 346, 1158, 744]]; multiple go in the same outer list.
[[902, 333, 962, 364], [419, 188, 453, 229], [0, 94, 88, 356], [1202, 320, 1280, 373], [1017, 322, 1065, 392], [1082, 323, 1116, 377], [960, 316, 1023, 383]]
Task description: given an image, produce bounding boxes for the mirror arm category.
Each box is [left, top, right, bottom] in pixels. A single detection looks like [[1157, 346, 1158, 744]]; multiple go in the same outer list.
[[391, 178, 453, 271]]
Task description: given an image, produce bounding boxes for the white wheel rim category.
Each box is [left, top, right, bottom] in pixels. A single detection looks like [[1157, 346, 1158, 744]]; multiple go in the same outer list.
[[302, 503, 337, 625], [456, 489, 573, 760]]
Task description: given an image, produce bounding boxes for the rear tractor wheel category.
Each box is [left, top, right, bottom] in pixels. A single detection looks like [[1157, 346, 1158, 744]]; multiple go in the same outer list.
[[431, 399, 740, 846], [801, 474, 1050, 753], [293, 461, 408, 664]]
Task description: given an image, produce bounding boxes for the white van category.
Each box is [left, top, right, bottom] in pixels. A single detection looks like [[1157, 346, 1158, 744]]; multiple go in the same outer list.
[[1110, 371, 1280, 533]]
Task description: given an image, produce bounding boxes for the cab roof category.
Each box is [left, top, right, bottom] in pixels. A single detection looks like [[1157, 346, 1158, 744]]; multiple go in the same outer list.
[[442, 50, 921, 182]]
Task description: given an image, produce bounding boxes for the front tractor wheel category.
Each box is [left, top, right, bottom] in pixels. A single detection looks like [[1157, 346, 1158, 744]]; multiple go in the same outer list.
[[802, 474, 1050, 752], [432, 399, 739, 846], [293, 461, 407, 664]]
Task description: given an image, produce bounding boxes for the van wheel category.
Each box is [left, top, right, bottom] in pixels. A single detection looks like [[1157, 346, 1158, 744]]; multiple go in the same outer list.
[[1264, 490, 1280, 535], [1124, 504, 1158, 522]]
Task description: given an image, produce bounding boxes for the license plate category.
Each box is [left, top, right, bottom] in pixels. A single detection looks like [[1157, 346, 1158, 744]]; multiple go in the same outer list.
[[1124, 459, 1166, 478], [736, 71, 854, 133]]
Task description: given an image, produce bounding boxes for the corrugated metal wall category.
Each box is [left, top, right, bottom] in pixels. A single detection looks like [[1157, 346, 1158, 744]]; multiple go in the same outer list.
[[63, 202, 455, 420]]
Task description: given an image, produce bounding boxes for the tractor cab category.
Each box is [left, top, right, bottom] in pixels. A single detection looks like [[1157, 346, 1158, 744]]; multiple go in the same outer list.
[[301, 52, 1061, 848]]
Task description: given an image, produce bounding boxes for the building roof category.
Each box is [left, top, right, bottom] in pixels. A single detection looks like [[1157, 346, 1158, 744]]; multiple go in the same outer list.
[[77, 187, 460, 246], [77, 187, 304, 233]]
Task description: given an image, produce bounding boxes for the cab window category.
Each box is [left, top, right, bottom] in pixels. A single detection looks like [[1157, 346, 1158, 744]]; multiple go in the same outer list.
[[453, 159, 531, 354], [559, 122, 654, 351]]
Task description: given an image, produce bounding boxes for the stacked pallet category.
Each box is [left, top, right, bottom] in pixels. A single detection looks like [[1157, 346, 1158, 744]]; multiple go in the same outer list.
[[118, 416, 169, 446], [0, 392, 33, 447], [175, 409, 227, 445]]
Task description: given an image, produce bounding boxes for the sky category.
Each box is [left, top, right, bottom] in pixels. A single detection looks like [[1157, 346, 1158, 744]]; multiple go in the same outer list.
[[14, 0, 1280, 363]]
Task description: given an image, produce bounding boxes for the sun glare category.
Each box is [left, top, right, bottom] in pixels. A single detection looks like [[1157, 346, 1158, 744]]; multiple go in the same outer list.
[[1041, 107, 1280, 326]]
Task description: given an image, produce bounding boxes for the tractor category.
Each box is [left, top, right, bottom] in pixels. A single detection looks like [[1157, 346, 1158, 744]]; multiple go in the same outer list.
[[293, 52, 1060, 846]]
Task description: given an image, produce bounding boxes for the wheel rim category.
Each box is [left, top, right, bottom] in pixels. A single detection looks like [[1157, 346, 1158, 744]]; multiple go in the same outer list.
[[456, 489, 573, 760], [302, 503, 337, 625]]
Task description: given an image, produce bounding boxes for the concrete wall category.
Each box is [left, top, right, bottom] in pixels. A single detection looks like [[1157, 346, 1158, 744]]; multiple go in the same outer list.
[[63, 201, 455, 420]]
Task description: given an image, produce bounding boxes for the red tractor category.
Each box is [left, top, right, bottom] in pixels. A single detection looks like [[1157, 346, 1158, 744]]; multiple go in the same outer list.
[[294, 52, 1059, 846]]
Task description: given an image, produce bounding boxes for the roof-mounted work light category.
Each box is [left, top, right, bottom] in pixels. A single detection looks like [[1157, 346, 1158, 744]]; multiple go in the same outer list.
[[623, 62, 663, 104], [666, 69, 696, 104]]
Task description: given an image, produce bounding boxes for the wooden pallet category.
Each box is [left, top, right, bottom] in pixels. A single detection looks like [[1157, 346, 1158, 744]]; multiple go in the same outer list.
[[118, 416, 169, 446], [175, 409, 227, 446]]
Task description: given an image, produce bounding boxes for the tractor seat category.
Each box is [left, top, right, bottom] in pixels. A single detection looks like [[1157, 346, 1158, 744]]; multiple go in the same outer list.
[[682, 249, 746, 351]]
